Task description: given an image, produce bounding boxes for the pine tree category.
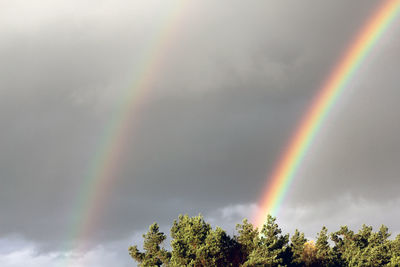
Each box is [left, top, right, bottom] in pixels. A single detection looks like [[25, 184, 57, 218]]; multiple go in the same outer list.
[[360, 225, 391, 266], [331, 225, 356, 265], [290, 229, 307, 266], [236, 219, 259, 264], [129, 215, 400, 266], [196, 226, 239, 266], [129, 223, 170, 266], [315, 226, 333, 266], [244, 215, 292, 266], [169, 214, 211, 266], [388, 235, 400, 267]]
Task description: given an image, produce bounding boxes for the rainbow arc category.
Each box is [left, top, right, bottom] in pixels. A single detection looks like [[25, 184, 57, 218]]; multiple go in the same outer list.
[[254, 0, 400, 228], [63, 1, 190, 258]]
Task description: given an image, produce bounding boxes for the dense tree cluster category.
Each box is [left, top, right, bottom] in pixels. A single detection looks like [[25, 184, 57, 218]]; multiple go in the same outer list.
[[129, 214, 400, 266]]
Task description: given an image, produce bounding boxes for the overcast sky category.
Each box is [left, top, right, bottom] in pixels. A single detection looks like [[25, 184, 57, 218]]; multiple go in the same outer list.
[[1, 1, 400, 266]]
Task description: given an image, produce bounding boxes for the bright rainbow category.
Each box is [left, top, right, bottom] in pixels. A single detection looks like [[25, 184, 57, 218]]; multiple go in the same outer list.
[[63, 0, 190, 255], [254, 0, 400, 228]]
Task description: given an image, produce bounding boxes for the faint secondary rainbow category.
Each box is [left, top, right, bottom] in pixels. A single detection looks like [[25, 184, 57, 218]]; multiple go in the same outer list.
[[63, 1, 190, 255], [254, 0, 400, 228]]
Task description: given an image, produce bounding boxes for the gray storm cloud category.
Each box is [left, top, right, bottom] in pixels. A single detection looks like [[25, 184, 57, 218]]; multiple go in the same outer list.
[[1, 2, 399, 264]]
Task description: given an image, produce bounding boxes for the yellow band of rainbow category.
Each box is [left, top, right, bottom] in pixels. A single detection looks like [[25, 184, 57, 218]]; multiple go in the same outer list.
[[254, 0, 400, 228], [63, 1, 190, 259]]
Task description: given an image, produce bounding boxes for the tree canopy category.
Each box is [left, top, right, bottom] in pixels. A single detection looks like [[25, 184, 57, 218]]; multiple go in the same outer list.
[[129, 214, 400, 266]]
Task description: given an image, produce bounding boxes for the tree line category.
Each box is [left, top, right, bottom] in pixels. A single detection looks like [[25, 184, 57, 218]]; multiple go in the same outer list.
[[129, 214, 400, 266]]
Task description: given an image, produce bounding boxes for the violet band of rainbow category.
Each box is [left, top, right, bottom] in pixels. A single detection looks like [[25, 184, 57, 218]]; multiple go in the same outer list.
[[61, 1, 190, 260], [254, 0, 400, 228]]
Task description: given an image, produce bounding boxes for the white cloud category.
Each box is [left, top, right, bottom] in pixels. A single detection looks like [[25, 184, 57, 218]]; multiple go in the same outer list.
[[0, 248, 59, 267], [219, 203, 258, 221], [277, 195, 400, 240], [0, 233, 145, 267], [206, 197, 400, 241]]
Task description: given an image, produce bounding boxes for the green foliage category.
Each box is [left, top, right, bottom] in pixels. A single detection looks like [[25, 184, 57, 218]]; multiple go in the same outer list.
[[359, 225, 391, 266], [331, 224, 393, 266], [169, 214, 211, 266], [302, 241, 319, 266], [130, 215, 400, 267], [315, 226, 334, 266], [128, 223, 170, 266], [290, 229, 307, 266], [169, 214, 238, 266], [243, 215, 291, 266], [235, 219, 259, 263], [390, 234, 400, 266]]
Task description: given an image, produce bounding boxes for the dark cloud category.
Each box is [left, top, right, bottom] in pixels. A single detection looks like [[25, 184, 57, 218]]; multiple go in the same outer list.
[[0, 2, 399, 264]]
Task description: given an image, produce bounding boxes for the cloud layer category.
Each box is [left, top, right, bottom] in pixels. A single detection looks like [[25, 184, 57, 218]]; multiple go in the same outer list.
[[1, 0, 399, 265]]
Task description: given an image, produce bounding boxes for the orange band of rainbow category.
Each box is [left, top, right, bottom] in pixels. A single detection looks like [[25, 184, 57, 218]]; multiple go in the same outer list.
[[254, 0, 400, 228]]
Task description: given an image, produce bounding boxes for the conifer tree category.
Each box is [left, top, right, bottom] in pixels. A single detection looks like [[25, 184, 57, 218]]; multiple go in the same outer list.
[[235, 219, 259, 264], [196, 226, 239, 266], [290, 229, 307, 266], [390, 234, 400, 265], [244, 215, 292, 266], [169, 214, 211, 266], [129, 223, 170, 266], [331, 225, 356, 265], [389, 235, 400, 267], [315, 226, 333, 266], [129, 215, 400, 266], [360, 225, 391, 266]]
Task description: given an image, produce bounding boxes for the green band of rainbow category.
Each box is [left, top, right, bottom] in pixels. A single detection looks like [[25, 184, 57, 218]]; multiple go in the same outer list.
[[62, 0, 190, 259], [254, 0, 400, 228]]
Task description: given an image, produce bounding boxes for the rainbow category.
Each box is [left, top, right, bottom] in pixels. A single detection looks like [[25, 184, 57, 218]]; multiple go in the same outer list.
[[254, 0, 400, 228], [63, 0, 190, 254]]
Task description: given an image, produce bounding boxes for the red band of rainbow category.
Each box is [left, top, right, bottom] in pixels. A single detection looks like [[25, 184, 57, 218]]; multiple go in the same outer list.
[[63, 1, 190, 259], [254, 0, 400, 228]]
